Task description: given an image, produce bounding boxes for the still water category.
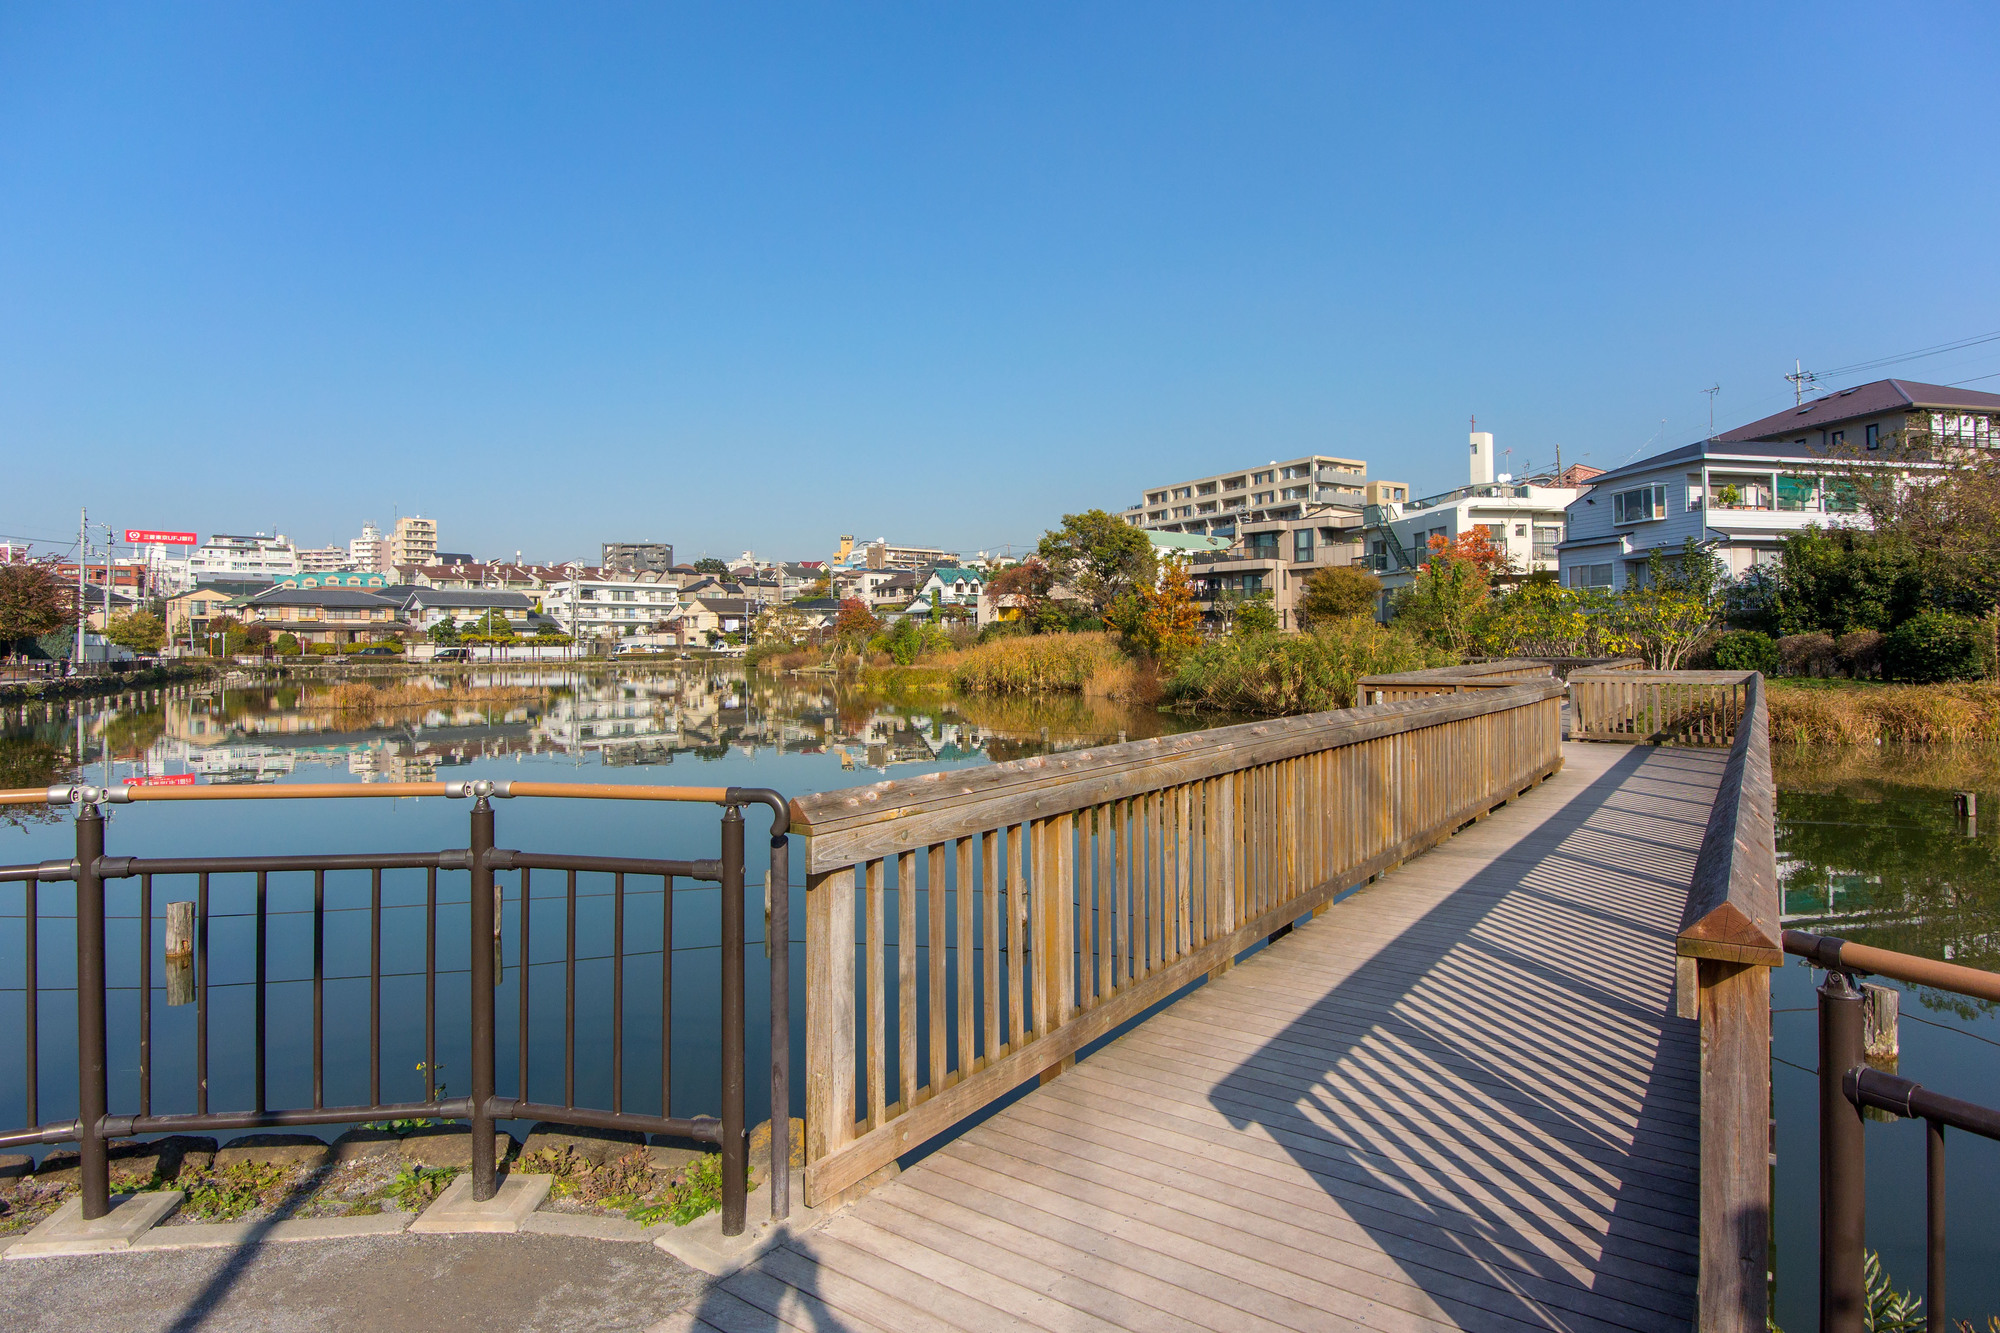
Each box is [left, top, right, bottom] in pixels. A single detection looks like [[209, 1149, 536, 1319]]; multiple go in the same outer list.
[[0, 668, 1210, 1150], [1771, 747, 2000, 1330], [7, 675, 1995, 1321]]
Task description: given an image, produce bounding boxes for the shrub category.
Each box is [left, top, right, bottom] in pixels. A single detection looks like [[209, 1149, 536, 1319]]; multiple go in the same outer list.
[[308, 643, 339, 657], [275, 633, 301, 657], [1775, 633, 1836, 677], [1711, 630, 1779, 675], [1885, 611, 1982, 683], [1836, 629, 1885, 679], [1167, 619, 1450, 716]]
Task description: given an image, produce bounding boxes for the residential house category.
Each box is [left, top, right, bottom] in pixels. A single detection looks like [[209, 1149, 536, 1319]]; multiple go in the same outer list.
[[233, 587, 411, 648], [675, 597, 755, 644], [400, 588, 545, 637], [1718, 377, 2000, 454], [277, 570, 390, 590], [913, 566, 984, 611], [165, 582, 269, 648]]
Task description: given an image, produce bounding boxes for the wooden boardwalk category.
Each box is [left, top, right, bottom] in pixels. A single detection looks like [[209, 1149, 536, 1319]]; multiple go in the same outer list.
[[666, 742, 1725, 1333]]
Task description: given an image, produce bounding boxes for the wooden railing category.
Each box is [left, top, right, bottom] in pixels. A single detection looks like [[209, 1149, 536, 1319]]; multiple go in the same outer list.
[[792, 676, 1566, 1205], [1570, 667, 1753, 745], [1355, 658, 1559, 702], [1672, 672, 1781, 1333]]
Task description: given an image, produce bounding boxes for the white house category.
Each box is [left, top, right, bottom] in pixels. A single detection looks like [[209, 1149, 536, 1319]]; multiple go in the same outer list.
[[1557, 441, 1875, 591], [913, 566, 984, 609]]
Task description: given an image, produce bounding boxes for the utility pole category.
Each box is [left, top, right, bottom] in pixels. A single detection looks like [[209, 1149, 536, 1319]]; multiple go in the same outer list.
[[102, 525, 115, 646], [75, 508, 88, 670], [1704, 384, 1722, 438], [1786, 360, 1816, 405]]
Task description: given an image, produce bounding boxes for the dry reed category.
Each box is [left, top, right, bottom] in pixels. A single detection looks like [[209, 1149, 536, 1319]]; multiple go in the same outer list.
[[1765, 681, 2000, 745]]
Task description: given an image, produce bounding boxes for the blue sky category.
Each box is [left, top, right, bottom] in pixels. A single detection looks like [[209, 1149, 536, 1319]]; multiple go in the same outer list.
[[4, 3, 1997, 563]]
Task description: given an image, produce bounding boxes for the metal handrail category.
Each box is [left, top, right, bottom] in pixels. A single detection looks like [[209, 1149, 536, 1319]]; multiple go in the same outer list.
[[0, 782, 791, 1236], [1784, 928, 2000, 1332]]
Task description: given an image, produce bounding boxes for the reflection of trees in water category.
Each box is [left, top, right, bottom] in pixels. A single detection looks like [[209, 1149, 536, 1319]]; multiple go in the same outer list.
[[1777, 761, 2000, 1002], [0, 734, 75, 828]]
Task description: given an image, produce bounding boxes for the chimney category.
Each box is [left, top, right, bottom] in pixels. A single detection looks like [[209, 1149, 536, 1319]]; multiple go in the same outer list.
[[1469, 431, 1495, 485]]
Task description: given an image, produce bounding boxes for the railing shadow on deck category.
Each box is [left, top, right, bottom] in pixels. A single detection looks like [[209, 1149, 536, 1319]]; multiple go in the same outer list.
[[1197, 743, 1711, 1330]]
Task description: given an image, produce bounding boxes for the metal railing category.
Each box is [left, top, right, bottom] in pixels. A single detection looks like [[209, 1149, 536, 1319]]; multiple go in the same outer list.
[[1785, 930, 2000, 1333], [793, 676, 1566, 1206], [0, 778, 790, 1236]]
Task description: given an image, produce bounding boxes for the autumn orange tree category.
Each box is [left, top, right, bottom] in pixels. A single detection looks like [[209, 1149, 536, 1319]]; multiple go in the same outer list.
[[1390, 530, 1507, 653], [1110, 560, 1202, 665]]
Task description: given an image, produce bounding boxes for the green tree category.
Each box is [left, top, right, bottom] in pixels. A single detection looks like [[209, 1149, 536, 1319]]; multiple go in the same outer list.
[[105, 610, 166, 654], [473, 609, 515, 638], [1297, 566, 1381, 627], [1036, 511, 1155, 618], [275, 632, 301, 656], [0, 561, 72, 655], [693, 557, 730, 577], [1232, 597, 1279, 637], [428, 615, 460, 645]]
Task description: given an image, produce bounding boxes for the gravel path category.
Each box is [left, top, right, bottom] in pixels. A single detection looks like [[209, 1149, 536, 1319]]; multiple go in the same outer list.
[[0, 1233, 709, 1333]]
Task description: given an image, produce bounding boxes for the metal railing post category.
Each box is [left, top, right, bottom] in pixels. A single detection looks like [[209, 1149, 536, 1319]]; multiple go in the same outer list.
[[74, 803, 110, 1219], [768, 825, 790, 1222], [1820, 968, 1867, 1333], [469, 796, 498, 1201], [720, 805, 746, 1236]]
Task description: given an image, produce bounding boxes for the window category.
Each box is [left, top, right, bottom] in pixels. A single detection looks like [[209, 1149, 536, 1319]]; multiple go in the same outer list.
[[1197, 482, 1217, 495], [1777, 476, 1818, 511], [1293, 529, 1314, 563], [1245, 531, 1280, 559], [1830, 430, 1845, 449], [1866, 424, 1879, 450], [1514, 524, 1527, 537], [1569, 563, 1614, 589], [1223, 477, 1245, 490], [1281, 486, 1307, 501], [1824, 479, 1860, 514], [1253, 471, 1274, 484], [1612, 484, 1669, 523]]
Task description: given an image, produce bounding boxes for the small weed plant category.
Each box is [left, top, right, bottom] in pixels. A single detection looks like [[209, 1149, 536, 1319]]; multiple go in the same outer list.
[[183, 1163, 291, 1220], [387, 1165, 458, 1210]]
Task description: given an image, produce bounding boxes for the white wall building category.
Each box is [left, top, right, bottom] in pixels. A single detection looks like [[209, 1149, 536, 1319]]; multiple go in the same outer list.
[[349, 522, 385, 574], [183, 533, 301, 584], [544, 569, 683, 640], [296, 545, 352, 573]]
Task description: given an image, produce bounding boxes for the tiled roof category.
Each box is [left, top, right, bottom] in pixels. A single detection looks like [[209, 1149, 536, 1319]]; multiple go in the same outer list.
[[1720, 378, 2000, 442]]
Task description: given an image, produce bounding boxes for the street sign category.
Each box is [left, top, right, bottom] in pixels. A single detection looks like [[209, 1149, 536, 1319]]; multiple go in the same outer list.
[[126, 773, 198, 787], [124, 530, 198, 545]]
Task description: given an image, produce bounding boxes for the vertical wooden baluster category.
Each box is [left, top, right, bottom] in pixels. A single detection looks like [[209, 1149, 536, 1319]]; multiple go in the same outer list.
[[955, 836, 973, 1082], [896, 851, 917, 1113], [1076, 812, 1093, 1012], [1028, 819, 1050, 1039], [1095, 804, 1112, 1004], [865, 858, 886, 1129], [926, 843, 946, 1099], [981, 831, 999, 1063], [804, 865, 852, 1204], [1006, 825, 1025, 1047], [1176, 786, 1192, 961]]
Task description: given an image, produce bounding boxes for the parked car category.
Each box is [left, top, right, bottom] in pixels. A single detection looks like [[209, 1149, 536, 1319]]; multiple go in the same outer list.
[[433, 647, 470, 662], [351, 645, 399, 657]]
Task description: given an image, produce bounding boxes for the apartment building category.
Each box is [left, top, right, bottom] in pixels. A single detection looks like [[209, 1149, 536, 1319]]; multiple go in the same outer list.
[[388, 516, 437, 570], [295, 546, 352, 573], [602, 541, 676, 574], [544, 568, 683, 640], [830, 535, 957, 571], [183, 534, 301, 584], [349, 523, 385, 574]]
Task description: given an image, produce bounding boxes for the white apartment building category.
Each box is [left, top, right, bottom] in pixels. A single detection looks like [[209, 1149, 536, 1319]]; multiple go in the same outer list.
[[1363, 432, 1585, 604], [350, 522, 385, 574], [1119, 455, 1407, 538], [544, 569, 683, 640], [296, 545, 352, 573], [182, 533, 301, 584]]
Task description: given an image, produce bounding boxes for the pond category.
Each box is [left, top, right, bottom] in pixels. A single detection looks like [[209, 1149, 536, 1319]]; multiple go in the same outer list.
[[1771, 746, 2000, 1331], [0, 668, 1215, 1157]]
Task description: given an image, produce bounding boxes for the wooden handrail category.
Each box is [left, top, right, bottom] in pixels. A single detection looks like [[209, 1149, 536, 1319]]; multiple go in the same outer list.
[[1671, 670, 1779, 1333], [798, 679, 1567, 1207]]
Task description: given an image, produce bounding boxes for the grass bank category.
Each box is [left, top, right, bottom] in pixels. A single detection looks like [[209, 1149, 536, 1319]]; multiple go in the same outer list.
[[860, 633, 1157, 702], [1766, 679, 2000, 744]]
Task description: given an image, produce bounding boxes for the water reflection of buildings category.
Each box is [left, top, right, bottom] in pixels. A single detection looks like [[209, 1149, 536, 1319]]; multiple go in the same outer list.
[[35, 667, 1158, 790]]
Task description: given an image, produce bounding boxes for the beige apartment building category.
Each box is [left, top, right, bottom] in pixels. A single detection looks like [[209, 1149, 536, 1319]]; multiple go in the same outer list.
[[1120, 454, 1410, 630], [388, 516, 437, 570]]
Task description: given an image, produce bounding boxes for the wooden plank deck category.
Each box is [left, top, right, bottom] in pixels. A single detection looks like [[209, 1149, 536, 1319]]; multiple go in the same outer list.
[[666, 742, 1725, 1333]]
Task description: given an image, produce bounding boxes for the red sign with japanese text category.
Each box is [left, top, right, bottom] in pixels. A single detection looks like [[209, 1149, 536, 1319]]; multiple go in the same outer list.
[[124, 530, 198, 545], [126, 773, 198, 787]]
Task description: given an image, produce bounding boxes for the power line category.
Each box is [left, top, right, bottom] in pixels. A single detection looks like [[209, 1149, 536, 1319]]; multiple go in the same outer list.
[[1821, 327, 2000, 378]]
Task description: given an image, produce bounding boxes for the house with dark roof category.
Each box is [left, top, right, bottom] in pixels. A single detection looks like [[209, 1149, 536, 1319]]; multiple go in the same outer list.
[[1556, 378, 1966, 592], [399, 587, 543, 635], [232, 586, 412, 647], [1719, 378, 2000, 453]]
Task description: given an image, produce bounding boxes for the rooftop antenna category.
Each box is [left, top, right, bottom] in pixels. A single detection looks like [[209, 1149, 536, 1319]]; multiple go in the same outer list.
[[1786, 360, 1817, 405], [1704, 384, 1722, 437]]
